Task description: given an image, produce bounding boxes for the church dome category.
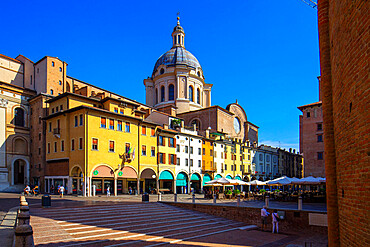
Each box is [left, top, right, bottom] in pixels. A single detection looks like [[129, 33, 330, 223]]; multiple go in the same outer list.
[[153, 47, 201, 74]]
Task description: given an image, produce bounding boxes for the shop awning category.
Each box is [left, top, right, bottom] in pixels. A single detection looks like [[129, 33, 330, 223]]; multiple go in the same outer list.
[[226, 175, 232, 179], [203, 173, 211, 185], [159, 170, 174, 180], [215, 174, 222, 179], [235, 176, 241, 180], [190, 173, 201, 181]]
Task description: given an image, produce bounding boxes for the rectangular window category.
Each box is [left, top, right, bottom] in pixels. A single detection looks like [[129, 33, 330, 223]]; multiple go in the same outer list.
[[169, 138, 175, 147], [79, 114, 83, 126], [225, 164, 227, 170], [190, 159, 193, 167], [151, 128, 155, 136], [185, 158, 189, 166], [317, 135, 323, 142], [190, 147, 193, 154], [120, 109, 124, 114], [231, 165, 234, 171], [185, 146, 188, 153], [38, 148, 41, 155], [169, 154, 175, 165], [203, 148, 205, 155], [117, 120, 122, 131], [240, 165, 243, 171], [60, 105, 63, 111], [56, 106, 59, 112], [125, 122, 130, 132], [151, 147, 155, 157], [109, 119, 114, 130], [225, 152, 227, 159], [317, 123, 323, 131], [114, 107, 118, 113], [142, 126, 146, 135], [159, 136, 164, 146], [61, 140, 64, 152], [125, 143, 131, 154], [142, 145, 146, 156], [92, 138, 98, 150], [54, 142, 57, 152], [52, 108, 54, 114], [101, 117, 106, 128], [198, 160, 201, 167], [318, 152, 323, 160], [47, 143, 50, 153], [198, 148, 201, 155], [50, 89, 53, 95], [214, 151, 217, 158], [307, 112, 310, 118], [210, 149, 213, 156], [177, 158, 180, 166], [71, 139, 75, 151], [176, 145, 180, 152], [109, 141, 115, 152], [159, 153, 165, 164], [79, 138, 83, 150], [49, 122, 52, 132], [240, 156, 242, 161]]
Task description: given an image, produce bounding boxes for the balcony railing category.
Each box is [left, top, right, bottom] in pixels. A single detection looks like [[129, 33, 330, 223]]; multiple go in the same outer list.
[[202, 165, 216, 173]]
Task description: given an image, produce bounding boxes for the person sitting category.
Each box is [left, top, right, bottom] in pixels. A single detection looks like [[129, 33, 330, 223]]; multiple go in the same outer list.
[[24, 185, 31, 195]]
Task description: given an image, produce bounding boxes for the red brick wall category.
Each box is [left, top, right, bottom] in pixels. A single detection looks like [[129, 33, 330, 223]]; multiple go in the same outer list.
[[318, 0, 369, 246], [163, 202, 327, 234]]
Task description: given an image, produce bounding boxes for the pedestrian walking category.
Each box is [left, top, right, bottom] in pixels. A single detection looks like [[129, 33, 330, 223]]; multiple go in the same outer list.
[[24, 185, 31, 196], [261, 206, 270, 231], [272, 209, 279, 233], [106, 186, 111, 197], [58, 185, 65, 198]]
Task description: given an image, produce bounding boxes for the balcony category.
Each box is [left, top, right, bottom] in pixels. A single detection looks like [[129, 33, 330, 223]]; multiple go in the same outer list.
[[202, 165, 216, 173], [53, 128, 60, 135]]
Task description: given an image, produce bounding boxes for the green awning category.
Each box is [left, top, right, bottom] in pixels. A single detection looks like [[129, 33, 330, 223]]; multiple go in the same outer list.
[[226, 175, 232, 179], [176, 172, 188, 186], [203, 173, 211, 185], [215, 174, 222, 179], [159, 170, 174, 180], [190, 173, 201, 181], [211, 132, 223, 136], [235, 176, 241, 180]]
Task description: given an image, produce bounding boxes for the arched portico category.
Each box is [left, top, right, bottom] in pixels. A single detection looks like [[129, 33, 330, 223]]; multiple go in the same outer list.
[[190, 173, 202, 193], [159, 170, 175, 194], [116, 166, 138, 194], [11, 157, 29, 186], [141, 168, 157, 194], [91, 164, 115, 196], [176, 172, 189, 194]]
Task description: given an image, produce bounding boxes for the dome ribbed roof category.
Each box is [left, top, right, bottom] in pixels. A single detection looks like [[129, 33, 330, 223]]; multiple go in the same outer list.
[[153, 47, 201, 74]]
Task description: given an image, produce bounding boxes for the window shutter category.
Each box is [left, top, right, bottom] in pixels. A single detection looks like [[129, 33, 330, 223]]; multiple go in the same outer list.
[[163, 153, 166, 164], [163, 137, 166, 146], [174, 154, 177, 165], [157, 153, 160, 164], [174, 138, 176, 147], [168, 138, 171, 147], [168, 154, 171, 164]]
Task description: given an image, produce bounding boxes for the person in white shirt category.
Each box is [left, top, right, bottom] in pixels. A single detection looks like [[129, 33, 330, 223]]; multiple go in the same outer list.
[[261, 206, 270, 231], [272, 209, 279, 233], [59, 185, 65, 198], [24, 185, 31, 196], [106, 186, 111, 197]]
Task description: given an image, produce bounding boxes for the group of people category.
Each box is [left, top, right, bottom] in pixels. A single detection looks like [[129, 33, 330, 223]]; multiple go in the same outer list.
[[261, 206, 280, 233]]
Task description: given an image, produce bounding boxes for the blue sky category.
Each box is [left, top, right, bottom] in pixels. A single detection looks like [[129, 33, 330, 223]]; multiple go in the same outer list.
[[1, 1, 319, 151]]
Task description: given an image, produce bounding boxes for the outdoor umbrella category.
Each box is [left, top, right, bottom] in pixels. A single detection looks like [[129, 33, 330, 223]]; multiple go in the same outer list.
[[292, 176, 322, 185], [205, 177, 241, 185], [266, 176, 293, 186], [246, 180, 267, 186]]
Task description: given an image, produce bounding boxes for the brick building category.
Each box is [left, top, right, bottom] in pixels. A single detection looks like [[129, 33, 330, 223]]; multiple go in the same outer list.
[[298, 100, 325, 177], [318, 0, 369, 246]]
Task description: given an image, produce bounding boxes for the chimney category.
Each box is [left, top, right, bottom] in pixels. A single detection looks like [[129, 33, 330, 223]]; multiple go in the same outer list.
[[163, 124, 168, 130], [205, 129, 210, 138], [193, 124, 197, 131]]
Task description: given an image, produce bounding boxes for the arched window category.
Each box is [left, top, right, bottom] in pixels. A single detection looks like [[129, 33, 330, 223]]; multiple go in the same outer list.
[[189, 86, 194, 102], [155, 88, 158, 104], [191, 119, 200, 131], [160, 68, 165, 75], [14, 108, 25, 127], [160, 86, 165, 102], [197, 88, 200, 104], [168, 84, 174, 101]]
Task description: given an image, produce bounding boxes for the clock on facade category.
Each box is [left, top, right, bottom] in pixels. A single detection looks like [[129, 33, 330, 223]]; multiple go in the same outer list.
[[234, 117, 241, 134]]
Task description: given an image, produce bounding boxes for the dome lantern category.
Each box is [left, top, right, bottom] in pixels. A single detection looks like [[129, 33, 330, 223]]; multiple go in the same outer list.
[[172, 17, 185, 48]]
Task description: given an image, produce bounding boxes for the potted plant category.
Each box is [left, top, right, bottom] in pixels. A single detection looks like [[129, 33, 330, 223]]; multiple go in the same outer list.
[[225, 190, 232, 199]]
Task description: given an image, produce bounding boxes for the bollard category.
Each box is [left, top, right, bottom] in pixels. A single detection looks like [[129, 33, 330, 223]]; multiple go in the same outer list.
[[20, 195, 26, 203], [15, 224, 34, 247], [174, 193, 177, 202], [18, 211, 30, 225], [237, 194, 241, 207], [298, 196, 303, 210], [19, 206, 30, 214], [265, 195, 269, 208], [192, 193, 195, 204], [213, 193, 217, 204], [20, 200, 28, 207], [158, 193, 162, 202]]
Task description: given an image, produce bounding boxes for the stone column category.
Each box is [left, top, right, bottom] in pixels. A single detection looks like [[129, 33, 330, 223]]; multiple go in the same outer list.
[[114, 178, 117, 196]]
